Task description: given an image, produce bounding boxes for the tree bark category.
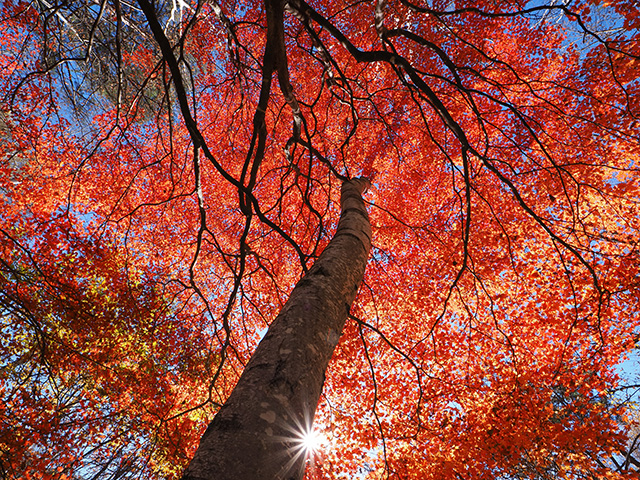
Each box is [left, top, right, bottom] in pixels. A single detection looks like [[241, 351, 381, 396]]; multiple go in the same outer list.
[[181, 177, 372, 480]]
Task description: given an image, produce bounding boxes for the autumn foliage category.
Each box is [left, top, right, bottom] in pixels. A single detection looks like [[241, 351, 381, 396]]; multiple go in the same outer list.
[[1, 0, 640, 478]]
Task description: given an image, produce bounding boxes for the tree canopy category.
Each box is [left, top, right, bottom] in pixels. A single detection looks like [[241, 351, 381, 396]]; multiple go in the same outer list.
[[1, 0, 639, 478]]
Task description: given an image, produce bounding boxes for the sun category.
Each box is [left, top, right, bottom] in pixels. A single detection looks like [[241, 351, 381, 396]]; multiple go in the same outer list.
[[280, 414, 330, 476], [298, 427, 326, 455]]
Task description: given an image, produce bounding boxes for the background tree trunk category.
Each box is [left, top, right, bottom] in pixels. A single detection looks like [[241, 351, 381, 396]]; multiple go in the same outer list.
[[181, 177, 371, 480]]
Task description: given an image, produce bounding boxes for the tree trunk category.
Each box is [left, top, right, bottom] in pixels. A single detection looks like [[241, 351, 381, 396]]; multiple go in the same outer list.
[[181, 178, 372, 480]]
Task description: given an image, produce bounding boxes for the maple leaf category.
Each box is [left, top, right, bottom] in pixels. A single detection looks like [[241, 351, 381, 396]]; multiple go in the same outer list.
[[1, 0, 639, 479]]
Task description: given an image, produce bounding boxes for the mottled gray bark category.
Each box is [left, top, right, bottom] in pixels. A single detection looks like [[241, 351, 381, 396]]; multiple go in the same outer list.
[[181, 178, 371, 480]]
